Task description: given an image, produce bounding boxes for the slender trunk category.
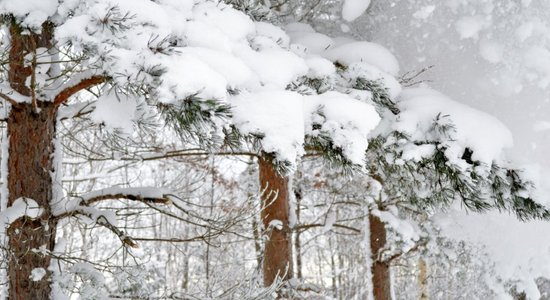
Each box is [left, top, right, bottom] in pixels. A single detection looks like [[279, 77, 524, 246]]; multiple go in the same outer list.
[[294, 187, 302, 280], [418, 258, 429, 300], [369, 213, 391, 300], [337, 247, 344, 300], [329, 237, 338, 298], [258, 155, 292, 286], [248, 161, 263, 269], [252, 209, 263, 268], [7, 103, 58, 300]]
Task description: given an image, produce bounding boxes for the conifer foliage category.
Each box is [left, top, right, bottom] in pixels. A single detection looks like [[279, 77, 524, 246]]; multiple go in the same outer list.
[[0, 0, 548, 299]]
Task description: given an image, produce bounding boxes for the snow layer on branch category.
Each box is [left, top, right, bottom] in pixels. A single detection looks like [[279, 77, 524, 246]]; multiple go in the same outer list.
[[343, 62, 402, 98], [0, 198, 43, 225], [231, 91, 305, 163], [305, 92, 381, 165], [324, 42, 400, 76], [395, 87, 513, 165], [79, 186, 172, 202], [0, 0, 58, 28], [51, 0, 308, 102], [342, 0, 371, 22], [52, 187, 171, 217], [285, 22, 399, 76], [6, 0, 388, 168], [232, 90, 380, 166], [90, 90, 137, 135]]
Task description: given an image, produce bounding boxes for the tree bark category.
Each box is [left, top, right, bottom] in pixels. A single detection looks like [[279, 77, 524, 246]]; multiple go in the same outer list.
[[294, 186, 303, 280], [258, 155, 292, 286], [369, 213, 391, 300], [4, 20, 59, 300], [7, 102, 58, 300]]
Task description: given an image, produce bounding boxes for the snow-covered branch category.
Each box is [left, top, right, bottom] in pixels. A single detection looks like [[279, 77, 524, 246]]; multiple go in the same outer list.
[[53, 187, 173, 218], [52, 73, 107, 107], [0, 197, 44, 225], [81, 187, 173, 205]]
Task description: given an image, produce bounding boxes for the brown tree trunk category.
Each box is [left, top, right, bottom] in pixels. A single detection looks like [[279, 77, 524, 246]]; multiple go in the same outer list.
[[258, 155, 292, 286], [3, 18, 104, 300], [7, 102, 58, 300], [369, 213, 391, 300], [4, 21, 58, 300]]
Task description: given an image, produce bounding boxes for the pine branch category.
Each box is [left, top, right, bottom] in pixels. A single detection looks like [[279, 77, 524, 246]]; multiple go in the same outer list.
[[53, 74, 108, 107]]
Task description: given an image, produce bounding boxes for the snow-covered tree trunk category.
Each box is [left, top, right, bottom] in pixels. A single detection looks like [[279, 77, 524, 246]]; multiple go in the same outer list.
[[369, 213, 391, 300], [5, 22, 58, 300], [7, 102, 58, 299], [258, 155, 293, 286], [3, 20, 105, 299]]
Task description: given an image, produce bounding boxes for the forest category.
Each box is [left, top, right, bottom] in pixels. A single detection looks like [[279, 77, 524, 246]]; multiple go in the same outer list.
[[0, 0, 550, 299]]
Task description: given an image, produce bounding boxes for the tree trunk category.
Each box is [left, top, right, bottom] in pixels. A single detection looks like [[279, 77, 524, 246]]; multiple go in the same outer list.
[[258, 155, 292, 286], [3, 18, 104, 300], [3, 20, 60, 300], [7, 102, 58, 300], [369, 213, 391, 300], [418, 258, 429, 300], [294, 186, 303, 280]]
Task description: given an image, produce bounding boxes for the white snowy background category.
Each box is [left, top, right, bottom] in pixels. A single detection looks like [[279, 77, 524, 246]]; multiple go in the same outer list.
[[347, 1, 550, 298]]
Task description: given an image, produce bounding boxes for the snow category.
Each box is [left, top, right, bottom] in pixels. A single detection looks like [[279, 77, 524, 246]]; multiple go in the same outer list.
[[235, 47, 309, 90], [455, 16, 487, 39], [524, 46, 550, 85], [290, 32, 334, 54], [79, 186, 172, 202], [413, 5, 436, 20], [268, 219, 283, 230], [231, 91, 305, 164], [0, 198, 44, 225], [51, 0, 310, 106], [30, 268, 47, 282], [304, 56, 336, 78], [90, 90, 137, 135], [479, 40, 504, 64], [533, 120, 550, 132], [373, 208, 420, 252], [395, 87, 513, 165], [343, 62, 402, 99], [324, 42, 400, 76], [0, 0, 58, 28], [305, 92, 381, 165], [52, 186, 171, 217], [342, 0, 371, 22], [5, 1, 550, 298], [255, 22, 290, 48], [434, 208, 550, 299]]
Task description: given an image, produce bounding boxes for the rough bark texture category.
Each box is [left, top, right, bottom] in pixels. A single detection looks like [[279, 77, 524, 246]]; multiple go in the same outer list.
[[258, 155, 292, 286], [7, 102, 58, 300], [5, 21, 58, 300], [370, 213, 391, 300]]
